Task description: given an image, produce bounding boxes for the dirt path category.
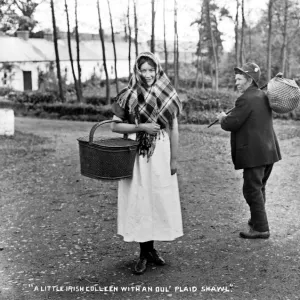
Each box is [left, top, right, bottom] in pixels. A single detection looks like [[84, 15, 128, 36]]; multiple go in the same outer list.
[[0, 117, 300, 300]]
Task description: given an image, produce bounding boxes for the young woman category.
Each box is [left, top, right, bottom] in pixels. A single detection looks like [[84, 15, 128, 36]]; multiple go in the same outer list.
[[111, 52, 183, 275]]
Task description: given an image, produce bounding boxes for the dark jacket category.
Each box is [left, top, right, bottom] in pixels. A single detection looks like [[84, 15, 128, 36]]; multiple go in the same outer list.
[[221, 85, 281, 170]]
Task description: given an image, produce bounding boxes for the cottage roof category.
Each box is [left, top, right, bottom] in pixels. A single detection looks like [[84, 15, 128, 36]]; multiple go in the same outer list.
[[0, 35, 144, 63], [0, 36, 47, 62]]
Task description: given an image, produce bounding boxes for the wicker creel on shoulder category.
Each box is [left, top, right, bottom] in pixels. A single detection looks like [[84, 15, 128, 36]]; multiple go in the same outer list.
[[77, 120, 139, 181], [267, 77, 300, 113]]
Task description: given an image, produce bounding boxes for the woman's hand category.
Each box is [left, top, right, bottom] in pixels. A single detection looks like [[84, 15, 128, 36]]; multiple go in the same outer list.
[[140, 123, 161, 135], [170, 159, 177, 175]]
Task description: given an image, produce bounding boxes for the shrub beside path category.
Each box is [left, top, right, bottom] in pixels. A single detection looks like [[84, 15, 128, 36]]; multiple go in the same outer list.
[[0, 117, 300, 300]]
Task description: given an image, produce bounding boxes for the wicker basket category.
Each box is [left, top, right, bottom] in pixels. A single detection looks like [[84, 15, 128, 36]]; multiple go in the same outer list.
[[77, 120, 139, 180], [267, 77, 300, 113]]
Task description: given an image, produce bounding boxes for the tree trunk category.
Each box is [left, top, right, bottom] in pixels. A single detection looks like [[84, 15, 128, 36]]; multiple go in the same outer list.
[[151, 0, 155, 53], [50, 0, 64, 101], [127, 0, 132, 80], [205, 0, 219, 91], [176, 13, 179, 88], [64, 0, 78, 101], [107, 0, 119, 94], [235, 0, 240, 66], [163, 0, 168, 75], [133, 0, 138, 57], [248, 23, 252, 61], [199, 6, 205, 91], [124, 14, 128, 41], [286, 46, 291, 78], [75, 0, 83, 102], [174, 0, 178, 89], [281, 0, 288, 75], [266, 0, 273, 81], [210, 64, 214, 89], [97, 0, 110, 104], [195, 52, 199, 89], [201, 52, 205, 91], [239, 0, 245, 66], [196, 24, 204, 91]]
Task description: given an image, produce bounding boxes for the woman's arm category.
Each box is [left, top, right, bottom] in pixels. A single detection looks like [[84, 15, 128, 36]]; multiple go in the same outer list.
[[111, 115, 161, 135], [169, 116, 179, 174]]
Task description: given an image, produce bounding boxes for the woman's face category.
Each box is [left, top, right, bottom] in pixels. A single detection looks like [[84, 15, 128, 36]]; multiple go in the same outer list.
[[140, 62, 156, 87]]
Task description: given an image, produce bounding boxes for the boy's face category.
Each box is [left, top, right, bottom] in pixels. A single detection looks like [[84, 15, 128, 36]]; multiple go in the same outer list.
[[235, 74, 252, 93]]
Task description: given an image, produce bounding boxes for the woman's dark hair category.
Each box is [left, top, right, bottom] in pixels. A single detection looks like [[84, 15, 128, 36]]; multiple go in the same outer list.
[[137, 56, 157, 70]]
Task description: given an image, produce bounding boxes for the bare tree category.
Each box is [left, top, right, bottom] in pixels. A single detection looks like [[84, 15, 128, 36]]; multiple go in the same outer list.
[[281, 0, 288, 74], [163, 0, 168, 75], [97, 0, 110, 104], [13, 0, 43, 31], [200, 44, 205, 91], [195, 13, 205, 90], [13, 0, 43, 15], [133, 0, 138, 57], [50, 0, 64, 101], [0, 0, 13, 21], [247, 11, 252, 61], [75, 0, 83, 102], [127, 0, 132, 80], [274, 0, 300, 77], [107, 0, 119, 93], [151, 0, 155, 53], [173, 0, 179, 89], [191, 5, 205, 90], [239, 0, 245, 66], [205, 0, 219, 91], [195, 26, 204, 90], [123, 14, 128, 40], [64, 0, 79, 102], [235, 0, 240, 66], [0, 1, 18, 32], [266, 0, 273, 81]]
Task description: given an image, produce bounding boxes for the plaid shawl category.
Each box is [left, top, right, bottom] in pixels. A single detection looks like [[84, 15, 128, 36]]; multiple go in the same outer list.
[[115, 52, 182, 159]]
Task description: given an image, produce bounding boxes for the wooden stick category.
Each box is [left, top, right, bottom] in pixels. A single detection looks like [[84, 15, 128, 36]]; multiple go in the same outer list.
[[207, 107, 234, 128], [207, 79, 274, 129]]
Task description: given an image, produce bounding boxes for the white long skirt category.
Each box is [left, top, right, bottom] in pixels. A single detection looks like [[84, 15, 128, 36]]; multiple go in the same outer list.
[[117, 130, 183, 242]]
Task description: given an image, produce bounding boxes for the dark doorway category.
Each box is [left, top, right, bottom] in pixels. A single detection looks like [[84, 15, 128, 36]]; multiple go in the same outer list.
[[23, 71, 32, 91]]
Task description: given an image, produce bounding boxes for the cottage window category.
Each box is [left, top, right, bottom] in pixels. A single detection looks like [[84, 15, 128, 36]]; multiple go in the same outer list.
[[3, 72, 7, 85]]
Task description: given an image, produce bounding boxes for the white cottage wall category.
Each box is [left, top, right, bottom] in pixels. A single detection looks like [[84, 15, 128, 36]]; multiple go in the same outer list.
[[0, 62, 39, 91], [0, 60, 133, 90]]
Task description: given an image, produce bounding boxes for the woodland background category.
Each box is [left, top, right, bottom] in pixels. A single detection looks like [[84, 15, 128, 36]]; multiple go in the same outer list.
[[0, 0, 300, 122]]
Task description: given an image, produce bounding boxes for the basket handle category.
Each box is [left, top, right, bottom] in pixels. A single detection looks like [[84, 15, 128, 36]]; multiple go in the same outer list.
[[89, 120, 128, 143]]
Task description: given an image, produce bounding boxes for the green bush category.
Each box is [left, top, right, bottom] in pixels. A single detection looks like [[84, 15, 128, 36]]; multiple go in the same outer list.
[[14, 91, 57, 104], [23, 102, 113, 120], [1, 86, 299, 124], [183, 88, 238, 110], [84, 96, 108, 106], [0, 87, 13, 96]]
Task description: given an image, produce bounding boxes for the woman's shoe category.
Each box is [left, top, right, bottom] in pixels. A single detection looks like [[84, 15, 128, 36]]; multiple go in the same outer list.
[[134, 256, 147, 275], [248, 218, 253, 227], [148, 249, 166, 266]]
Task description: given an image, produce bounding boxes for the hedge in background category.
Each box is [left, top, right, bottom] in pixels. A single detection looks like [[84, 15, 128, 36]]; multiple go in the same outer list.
[[1, 87, 300, 124], [10, 90, 109, 106]]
